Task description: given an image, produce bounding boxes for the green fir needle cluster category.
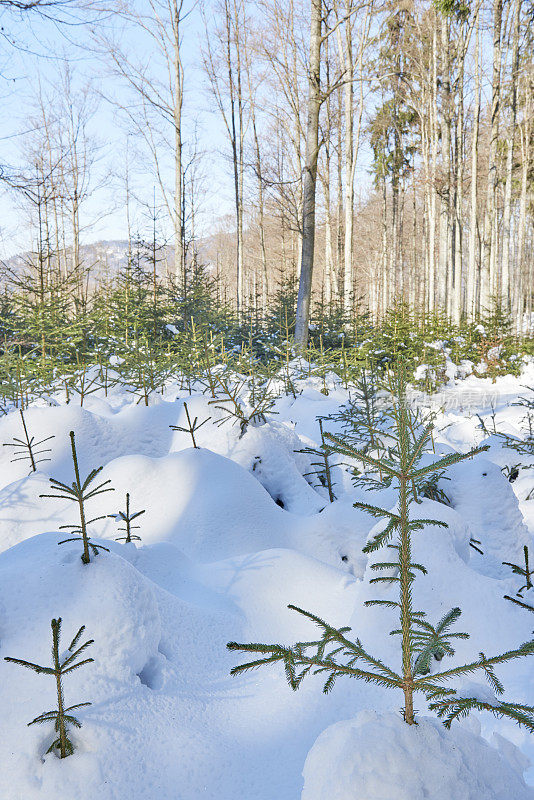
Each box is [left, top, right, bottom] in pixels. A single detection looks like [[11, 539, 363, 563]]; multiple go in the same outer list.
[[298, 417, 337, 503], [503, 546, 534, 616]]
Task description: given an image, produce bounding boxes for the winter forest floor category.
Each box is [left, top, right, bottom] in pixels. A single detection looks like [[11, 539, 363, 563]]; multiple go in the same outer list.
[[0, 356, 534, 799]]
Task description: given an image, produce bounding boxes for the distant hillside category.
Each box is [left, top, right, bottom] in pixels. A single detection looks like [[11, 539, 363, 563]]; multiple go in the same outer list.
[[0, 238, 221, 284], [1, 239, 178, 282]]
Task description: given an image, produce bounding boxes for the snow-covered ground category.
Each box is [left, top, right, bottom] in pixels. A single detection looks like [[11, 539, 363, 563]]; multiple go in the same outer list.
[[0, 360, 533, 799]]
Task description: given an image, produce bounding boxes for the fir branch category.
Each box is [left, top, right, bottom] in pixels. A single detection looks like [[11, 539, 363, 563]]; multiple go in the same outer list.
[[410, 445, 490, 478]]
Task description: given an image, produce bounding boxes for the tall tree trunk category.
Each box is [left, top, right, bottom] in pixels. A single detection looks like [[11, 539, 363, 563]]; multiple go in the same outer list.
[[515, 66, 531, 333], [467, 9, 480, 320], [501, 0, 521, 311], [452, 22, 466, 324], [438, 11, 451, 311], [337, 0, 354, 313], [427, 16, 438, 310], [236, 0, 245, 314], [253, 115, 269, 314], [295, 0, 322, 348], [173, 0, 184, 285], [221, 0, 244, 313], [481, 0, 503, 311]]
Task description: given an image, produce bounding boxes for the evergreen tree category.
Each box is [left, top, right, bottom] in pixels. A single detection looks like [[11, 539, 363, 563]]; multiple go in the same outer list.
[[110, 492, 145, 544], [209, 372, 276, 437], [170, 402, 211, 449], [329, 367, 389, 451], [41, 431, 114, 564], [3, 409, 54, 472], [503, 547, 534, 616], [228, 364, 534, 730], [298, 418, 336, 502], [4, 618, 93, 758]]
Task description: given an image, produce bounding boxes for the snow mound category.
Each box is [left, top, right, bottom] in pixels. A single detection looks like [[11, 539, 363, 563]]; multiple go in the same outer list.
[[302, 711, 534, 800], [0, 534, 161, 683], [293, 499, 372, 577], [169, 397, 325, 514], [230, 421, 325, 514], [0, 534, 164, 799], [201, 547, 359, 641], [98, 447, 291, 560], [446, 456, 531, 576]]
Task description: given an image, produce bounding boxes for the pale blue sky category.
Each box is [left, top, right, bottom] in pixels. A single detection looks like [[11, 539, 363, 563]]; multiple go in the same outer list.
[[0, 1, 498, 261], [0, 0, 234, 258]]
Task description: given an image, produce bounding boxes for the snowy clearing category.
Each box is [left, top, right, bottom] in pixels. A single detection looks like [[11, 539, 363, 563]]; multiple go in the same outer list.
[[0, 361, 533, 799]]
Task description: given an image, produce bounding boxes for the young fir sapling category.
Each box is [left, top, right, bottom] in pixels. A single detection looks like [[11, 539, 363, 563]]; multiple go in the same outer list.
[[4, 618, 93, 758], [503, 387, 534, 457], [70, 364, 102, 407], [495, 387, 534, 496], [3, 408, 55, 472], [228, 365, 534, 731], [110, 492, 145, 543], [209, 372, 276, 437], [170, 401, 211, 449], [297, 418, 336, 502], [40, 430, 114, 564], [329, 367, 389, 452], [333, 371, 452, 511]]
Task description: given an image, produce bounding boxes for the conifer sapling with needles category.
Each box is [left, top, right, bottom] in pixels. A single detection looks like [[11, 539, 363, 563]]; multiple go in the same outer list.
[[228, 364, 534, 732], [4, 618, 93, 758], [209, 373, 276, 437], [297, 418, 336, 502], [170, 401, 211, 449], [3, 409, 55, 472], [110, 492, 145, 543], [40, 430, 114, 564]]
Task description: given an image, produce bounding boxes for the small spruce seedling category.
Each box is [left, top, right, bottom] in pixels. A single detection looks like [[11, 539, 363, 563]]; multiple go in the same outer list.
[[4, 618, 93, 758], [503, 546, 534, 615], [71, 364, 102, 408], [40, 430, 114, 564], [3, 408, 55, 472], [298, 418, 336, 502], [170, 401, 211, 449], [209, 372, 276, 437], [110, 492, 145, 543], [329, 368, 388, 452], [228, 364, 534, 732]]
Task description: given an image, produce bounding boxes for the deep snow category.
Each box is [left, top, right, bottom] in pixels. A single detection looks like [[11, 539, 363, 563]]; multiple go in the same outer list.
[[0, 360, 533, 798]]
